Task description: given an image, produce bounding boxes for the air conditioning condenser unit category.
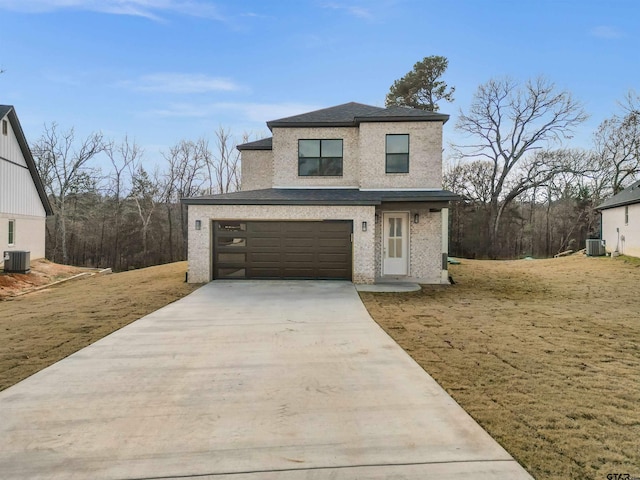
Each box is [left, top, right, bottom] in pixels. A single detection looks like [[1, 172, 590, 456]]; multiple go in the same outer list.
[[3, 250, 31, 273], [585, 239, 606, 257]]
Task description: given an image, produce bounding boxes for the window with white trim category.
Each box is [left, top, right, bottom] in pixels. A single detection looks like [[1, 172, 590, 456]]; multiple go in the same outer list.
[[2, 119, 7, 136]]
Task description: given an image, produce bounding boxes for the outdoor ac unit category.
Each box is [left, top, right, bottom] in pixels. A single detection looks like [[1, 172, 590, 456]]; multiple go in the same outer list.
[[585, 239, 606, 257], [3, 250, 31, 273]]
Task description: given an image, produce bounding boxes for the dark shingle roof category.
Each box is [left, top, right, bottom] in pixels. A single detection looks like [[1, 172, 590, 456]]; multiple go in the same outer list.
[[266, 102, 449, 130], [182, 188, 459, 206], [236, 137, 272, 151], [0, 105, 53, 216], [597, 180, 640, 210]]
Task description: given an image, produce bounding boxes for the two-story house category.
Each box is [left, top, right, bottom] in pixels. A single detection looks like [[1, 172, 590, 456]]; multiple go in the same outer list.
[[183, 102, 458, 284], [1, 105, 53, 260]]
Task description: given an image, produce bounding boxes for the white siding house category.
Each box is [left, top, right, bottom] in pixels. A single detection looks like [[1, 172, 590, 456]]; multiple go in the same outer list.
[[598, 180, 640, 258], [0, 105, 53, 260]]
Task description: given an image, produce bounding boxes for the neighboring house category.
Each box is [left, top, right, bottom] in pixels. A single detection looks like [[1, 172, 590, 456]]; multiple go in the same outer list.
[[0, 105, 53, 260], [597, 179, 640, 258], [183, 102, 458, 284]]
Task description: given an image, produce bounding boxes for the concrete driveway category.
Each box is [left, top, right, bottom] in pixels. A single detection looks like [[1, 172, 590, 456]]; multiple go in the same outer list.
[[0, 281, 533, 479]]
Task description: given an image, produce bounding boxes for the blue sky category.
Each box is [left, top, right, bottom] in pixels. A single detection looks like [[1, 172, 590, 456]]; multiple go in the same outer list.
[[1, 0, 638, 166]]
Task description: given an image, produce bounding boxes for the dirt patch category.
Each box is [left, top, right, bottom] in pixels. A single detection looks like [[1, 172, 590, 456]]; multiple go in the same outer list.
[[0, 262, 200, 391], [0, 259, 90, 298], [360, 254, 640, 480]]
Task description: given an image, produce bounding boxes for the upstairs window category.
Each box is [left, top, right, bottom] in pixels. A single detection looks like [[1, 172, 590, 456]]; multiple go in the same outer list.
[[298, 139, 343, 176], [386, 134, 409, 173], [8, 219, 15, 245], [625, 205, 629, 225], [2, 119, 7, 136]]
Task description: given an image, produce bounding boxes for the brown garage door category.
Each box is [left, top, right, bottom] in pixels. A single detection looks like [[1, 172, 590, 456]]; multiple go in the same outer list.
[[213, 220, 353, 280]]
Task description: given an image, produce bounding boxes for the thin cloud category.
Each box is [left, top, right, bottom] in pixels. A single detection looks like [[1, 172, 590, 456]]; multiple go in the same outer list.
[[590, 25, 624, 39], [142, 102, 321, 122], [120, 73, 242, 94], [321, 2, 374, 20], [0, 0, 226, 21]]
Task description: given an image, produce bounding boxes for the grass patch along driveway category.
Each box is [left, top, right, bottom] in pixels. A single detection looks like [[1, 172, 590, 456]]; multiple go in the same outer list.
[[360, 255, 640, 480], [0, 262, 199, 392]]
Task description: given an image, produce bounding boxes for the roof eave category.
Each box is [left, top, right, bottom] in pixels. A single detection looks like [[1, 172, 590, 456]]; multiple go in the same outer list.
[[267, 116, 449, 130], [181, 198, 380, 206], [597, 199, 640, 210], [381, 194, 460, 203], [236, 145, 273, 151], [356, 114, 450, 124], [266, 121, 356, 131]]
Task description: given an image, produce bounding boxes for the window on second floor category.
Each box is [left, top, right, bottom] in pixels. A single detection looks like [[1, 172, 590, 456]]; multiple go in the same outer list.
[[8, 219, 15, 245], [298, 139, 343, 176], [2, 120, 7, 136], [386, 134, 409, 173], [625, 205, 629, 225]]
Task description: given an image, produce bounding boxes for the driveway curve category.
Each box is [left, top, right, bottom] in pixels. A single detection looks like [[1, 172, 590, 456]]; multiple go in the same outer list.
[[0, 281, 533, 479]]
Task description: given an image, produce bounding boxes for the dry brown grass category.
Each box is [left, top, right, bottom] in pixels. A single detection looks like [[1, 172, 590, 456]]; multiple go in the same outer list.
[[360, 254, 640, 480], [0, 262, 199, 391]]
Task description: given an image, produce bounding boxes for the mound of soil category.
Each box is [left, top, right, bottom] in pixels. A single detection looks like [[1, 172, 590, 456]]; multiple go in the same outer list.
[[0, 259, 88, 299]]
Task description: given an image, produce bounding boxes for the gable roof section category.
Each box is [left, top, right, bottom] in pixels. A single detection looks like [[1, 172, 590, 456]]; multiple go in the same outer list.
[[597, 180, 640, 210], [0, 105, 54, 216], [266, 102, 449, 130], [236, 137, 273, 151], [182, 188, 459, 206]]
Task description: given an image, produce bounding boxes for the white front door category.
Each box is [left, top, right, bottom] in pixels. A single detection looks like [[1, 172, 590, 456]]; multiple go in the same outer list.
[[382, 212, 409, 275]]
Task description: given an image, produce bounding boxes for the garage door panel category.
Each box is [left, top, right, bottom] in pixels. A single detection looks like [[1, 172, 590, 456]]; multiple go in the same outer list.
[[217, 267, 246, 278], [284, 253, 315, 263], [249, 223, 282, 233], [283, 223, 316, 233], [318, 252, 350, 262], [282, 239, 315, 248], [251, 237, 281, 248], [214, 220, 352, 280], [249, 252, 280, 263]]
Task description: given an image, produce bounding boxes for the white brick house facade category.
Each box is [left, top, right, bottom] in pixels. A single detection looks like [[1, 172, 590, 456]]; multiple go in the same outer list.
[[183, 102, 457, 284]]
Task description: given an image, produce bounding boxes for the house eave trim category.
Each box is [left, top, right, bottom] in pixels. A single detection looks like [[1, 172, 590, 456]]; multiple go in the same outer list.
[[182, 198, 380, 206]]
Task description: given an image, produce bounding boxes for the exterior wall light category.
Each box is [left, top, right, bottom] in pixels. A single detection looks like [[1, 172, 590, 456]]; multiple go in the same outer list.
[[362, 221, 367, 232], [414, 213, 420, 224], [195, 220, 202, 230], [374, 213, 379, 224]]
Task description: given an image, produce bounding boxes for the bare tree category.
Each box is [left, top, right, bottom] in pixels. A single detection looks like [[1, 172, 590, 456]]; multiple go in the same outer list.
[[105, 136, 142, 270], [32, 123, 105, 264], [207, 126, 243, 194], [592, 95, 640, 194], [162, 139, 208, 258], [454, 77, 588, 257], [129, 165, 160, 265]]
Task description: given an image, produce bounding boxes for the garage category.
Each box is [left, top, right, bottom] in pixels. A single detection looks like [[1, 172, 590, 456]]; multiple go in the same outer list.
[[213, 220, 353, 280]]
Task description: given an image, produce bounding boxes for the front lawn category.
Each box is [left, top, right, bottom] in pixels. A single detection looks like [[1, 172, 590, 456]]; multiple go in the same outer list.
[[360, 255, 640, 480]]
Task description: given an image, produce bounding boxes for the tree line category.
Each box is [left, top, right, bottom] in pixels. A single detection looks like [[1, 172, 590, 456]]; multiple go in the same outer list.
[[30, 57, 639, 267], [387, 57, 639, 259], [444, 82, 639, 259], [32, 126, 246, 270]]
